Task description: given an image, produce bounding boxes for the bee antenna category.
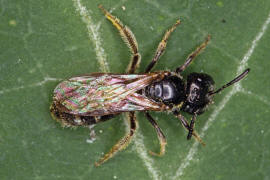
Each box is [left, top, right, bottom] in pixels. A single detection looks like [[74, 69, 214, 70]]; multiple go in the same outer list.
[[209, 68, 250, 96]]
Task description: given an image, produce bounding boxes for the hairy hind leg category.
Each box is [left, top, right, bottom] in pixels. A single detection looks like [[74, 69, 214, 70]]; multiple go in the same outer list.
[[95, 112, 137, 166], [99, 5, 141, 74]]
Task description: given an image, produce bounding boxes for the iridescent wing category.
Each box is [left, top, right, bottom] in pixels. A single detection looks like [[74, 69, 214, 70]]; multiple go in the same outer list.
[[53, 72, 167, 116]]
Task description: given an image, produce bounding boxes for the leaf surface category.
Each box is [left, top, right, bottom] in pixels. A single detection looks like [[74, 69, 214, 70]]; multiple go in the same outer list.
[[1, 0, 270, 179]]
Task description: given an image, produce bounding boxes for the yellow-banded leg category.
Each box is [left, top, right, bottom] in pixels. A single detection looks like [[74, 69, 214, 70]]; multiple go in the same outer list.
[[145, 20, 181, 73], [95, 112, 137, 166], [99, 5, 141, 74], [175, 35, 211, 73], [145, 112, 167, 156]]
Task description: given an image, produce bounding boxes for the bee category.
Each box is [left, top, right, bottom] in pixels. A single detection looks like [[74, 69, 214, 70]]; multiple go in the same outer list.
[[50, 5, 250, 166]]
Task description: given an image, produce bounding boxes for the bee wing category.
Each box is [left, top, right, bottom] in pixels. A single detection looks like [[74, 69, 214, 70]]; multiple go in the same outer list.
[[53, 73, 166, 116]]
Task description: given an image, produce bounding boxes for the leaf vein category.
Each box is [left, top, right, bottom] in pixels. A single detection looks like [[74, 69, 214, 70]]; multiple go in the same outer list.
[[72, 0, 109, 73], [0, 77, 62, 95]]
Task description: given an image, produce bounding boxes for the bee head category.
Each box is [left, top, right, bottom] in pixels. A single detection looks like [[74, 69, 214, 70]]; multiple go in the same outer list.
[[181, 73, 215, 114], [181, 68, 250, 115]]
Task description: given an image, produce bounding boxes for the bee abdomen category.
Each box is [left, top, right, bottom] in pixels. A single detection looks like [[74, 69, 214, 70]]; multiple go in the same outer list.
[[50, 102, 116, 127]]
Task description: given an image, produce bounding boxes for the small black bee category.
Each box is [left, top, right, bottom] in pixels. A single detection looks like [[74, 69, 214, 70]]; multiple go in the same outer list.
[[50, 5, 250, 166]]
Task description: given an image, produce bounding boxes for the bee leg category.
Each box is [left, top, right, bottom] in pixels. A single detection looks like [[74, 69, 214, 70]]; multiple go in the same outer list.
[[145, 112, 167, 156], [127, 52, 141, 74], [187, 114, 197, 140], [95, 112, 137, 166], [174, 113, 205, 146], [99, 5, 141, 74], [175, 35, 210, 73], [145, 20, 181, 73]]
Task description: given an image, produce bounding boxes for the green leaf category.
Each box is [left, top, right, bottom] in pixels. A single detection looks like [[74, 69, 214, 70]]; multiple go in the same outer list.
[[1, 0, 270, 179]]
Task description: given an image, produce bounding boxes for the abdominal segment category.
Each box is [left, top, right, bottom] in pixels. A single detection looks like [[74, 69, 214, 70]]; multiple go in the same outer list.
[[50, 102, 116, 127]]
